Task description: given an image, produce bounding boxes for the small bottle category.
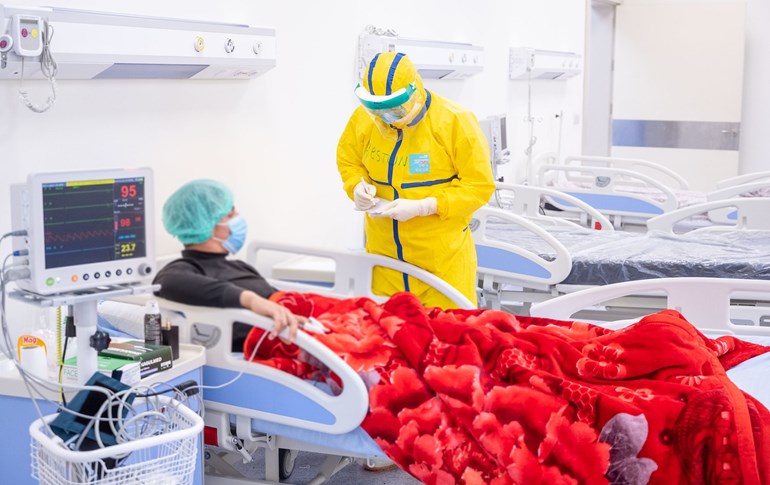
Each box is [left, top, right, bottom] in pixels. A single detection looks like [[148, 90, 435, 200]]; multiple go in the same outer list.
[[144, 300, 162, 346], [161, 318, 180, 360]]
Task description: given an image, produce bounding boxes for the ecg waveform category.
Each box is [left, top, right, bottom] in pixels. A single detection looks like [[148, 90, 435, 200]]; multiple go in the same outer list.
[[45, 228, 114, 244], [42, 178, 147, 269]]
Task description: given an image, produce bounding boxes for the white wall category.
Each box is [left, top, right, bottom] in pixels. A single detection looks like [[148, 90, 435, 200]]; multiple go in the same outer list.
[[609, 0, 745, 191], [739, 0, 770, 174], [0, 0, 586, 259]]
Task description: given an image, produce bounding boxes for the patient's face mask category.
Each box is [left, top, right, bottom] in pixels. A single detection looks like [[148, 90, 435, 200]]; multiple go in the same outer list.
[[214, 215, 248, 254]]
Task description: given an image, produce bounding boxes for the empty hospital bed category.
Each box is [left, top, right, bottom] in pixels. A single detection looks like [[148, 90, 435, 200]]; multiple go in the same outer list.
[[529, 153, 770, 231], [471, 198, 770, 312], [489, 182, 613, 231]]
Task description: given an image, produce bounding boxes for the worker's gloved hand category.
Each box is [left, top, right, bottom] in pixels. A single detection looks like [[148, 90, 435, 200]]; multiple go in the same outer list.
[[353, 177, 377, 210], [372, 197, 437, 222]]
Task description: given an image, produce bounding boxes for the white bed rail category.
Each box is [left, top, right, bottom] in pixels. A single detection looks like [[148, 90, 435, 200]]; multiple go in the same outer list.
[[716, 170, 770, 189], [112, 296, 369, 435], [471, 206, 572, 289], [534, 164, 678, 216], [707, 180, 770, 202], [646, 197, 770, 233], [245, 240, 475, 309], [705, 181, 770, 224], [563, 155, 690, 190], [492, 182, 614, 231], [530, 277, 770, 336]]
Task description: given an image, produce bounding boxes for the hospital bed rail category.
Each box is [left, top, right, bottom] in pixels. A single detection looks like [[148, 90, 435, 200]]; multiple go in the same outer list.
[[716, 170, 770, 189], [245, 239, 475, 309], [490, 182, 613, 231], [705, 181, 770, 223], [534, 163, 678, 229], [532, 151, 688, 192], [646, 197, 770, 234], [561, 154, 690, 190], [530, 277, 770, 337], [471, 206, 573, 310]]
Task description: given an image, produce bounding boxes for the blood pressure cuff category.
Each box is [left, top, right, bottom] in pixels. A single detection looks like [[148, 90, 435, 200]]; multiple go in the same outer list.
[[49, 372, 136, 448]]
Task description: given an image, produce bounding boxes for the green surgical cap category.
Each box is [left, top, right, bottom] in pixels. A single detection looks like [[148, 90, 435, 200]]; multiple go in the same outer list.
[[162, 179, 234, 245]]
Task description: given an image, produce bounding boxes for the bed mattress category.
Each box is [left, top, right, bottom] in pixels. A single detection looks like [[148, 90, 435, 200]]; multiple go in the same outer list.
[[485, 223, 770, 285]]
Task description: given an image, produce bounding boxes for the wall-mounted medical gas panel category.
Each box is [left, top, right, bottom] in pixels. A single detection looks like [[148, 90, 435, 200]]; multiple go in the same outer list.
[[0, 4, 276, 79], [358, 31, 484, 80], [509, 47, 581, 81]]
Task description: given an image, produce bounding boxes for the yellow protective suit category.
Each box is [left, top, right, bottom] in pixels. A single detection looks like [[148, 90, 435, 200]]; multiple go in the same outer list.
[[337, 52, 495, 308]]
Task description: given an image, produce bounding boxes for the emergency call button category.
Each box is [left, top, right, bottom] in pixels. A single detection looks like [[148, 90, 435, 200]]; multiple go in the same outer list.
[[21, 28, 28, 38], [0, 40, 7, 49]]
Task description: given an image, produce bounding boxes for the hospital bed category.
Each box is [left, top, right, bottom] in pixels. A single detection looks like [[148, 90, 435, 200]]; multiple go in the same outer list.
[[528, 277, 770, 408], [112, 241, 474, 485], [530, 153, 682, 229], [489, 182, 613, 231], [107, 243, 770, 483], [471, 198, 770, 312], [530, 153, 770, 230]]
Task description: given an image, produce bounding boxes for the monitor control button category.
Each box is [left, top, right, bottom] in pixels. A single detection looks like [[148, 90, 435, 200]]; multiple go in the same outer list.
[[83, 273, 90, 280], [104, 271, 111, 278], [116, 269, 122, 276], [126, 268, 133, 275], [94, 272, 100, 279]]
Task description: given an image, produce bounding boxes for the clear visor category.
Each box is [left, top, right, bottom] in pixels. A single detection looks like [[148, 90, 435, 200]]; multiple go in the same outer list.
[[355, 82, 425, 129]]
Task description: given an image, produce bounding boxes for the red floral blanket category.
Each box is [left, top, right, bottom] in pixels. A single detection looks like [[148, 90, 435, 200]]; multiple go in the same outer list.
[[243, 292, 770, 485]]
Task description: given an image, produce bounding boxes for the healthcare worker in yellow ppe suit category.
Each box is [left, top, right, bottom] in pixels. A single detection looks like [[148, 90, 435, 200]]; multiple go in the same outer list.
[[337, 52, 495, 308]]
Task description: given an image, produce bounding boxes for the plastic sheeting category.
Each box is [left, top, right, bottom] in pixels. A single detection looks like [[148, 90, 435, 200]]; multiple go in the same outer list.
[[484, 222, 770, 285]]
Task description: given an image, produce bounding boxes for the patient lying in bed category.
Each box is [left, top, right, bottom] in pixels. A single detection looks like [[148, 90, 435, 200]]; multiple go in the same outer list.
[[244, 290, 770, 485]]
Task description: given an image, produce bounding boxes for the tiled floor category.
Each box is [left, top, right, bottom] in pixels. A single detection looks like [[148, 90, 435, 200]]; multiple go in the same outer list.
[[233, 449, 423, 484]]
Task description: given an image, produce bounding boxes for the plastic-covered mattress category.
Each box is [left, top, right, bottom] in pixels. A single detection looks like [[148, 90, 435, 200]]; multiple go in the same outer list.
[[485, 223, 770, 285], [724, 334, 770, 408]]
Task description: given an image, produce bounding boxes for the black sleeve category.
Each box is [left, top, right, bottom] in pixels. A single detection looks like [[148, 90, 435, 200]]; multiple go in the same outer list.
[[153, 260, 244, 308]]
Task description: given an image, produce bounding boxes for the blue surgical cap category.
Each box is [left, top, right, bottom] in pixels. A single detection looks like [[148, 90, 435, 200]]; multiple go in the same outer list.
[[162, 179, 234, 245]]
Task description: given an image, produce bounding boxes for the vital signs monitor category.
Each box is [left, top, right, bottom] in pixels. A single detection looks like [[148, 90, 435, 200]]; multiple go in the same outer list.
[[10, 168, 156, 295]]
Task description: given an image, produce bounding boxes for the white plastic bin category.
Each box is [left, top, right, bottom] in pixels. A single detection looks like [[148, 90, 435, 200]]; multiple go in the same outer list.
[[29, 396, 203, 485]]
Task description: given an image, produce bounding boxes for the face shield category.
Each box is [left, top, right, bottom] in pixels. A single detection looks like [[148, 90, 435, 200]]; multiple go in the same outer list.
[[355, 82, 426, 136]]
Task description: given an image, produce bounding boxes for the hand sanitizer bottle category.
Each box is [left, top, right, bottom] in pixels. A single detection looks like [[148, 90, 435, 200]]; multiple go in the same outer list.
[[143, 300, 162, 346]]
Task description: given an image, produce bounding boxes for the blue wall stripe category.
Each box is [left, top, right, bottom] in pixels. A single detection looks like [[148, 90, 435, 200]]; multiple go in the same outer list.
[[612, 119, 740, 151]]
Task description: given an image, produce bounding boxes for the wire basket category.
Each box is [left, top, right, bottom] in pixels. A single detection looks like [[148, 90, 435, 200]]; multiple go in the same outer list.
[[29, 396, 203, 485]]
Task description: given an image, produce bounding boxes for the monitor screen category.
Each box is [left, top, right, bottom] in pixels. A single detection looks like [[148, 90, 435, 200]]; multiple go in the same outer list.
[[43, 176, 147, 269], [10, 167, 155, 295]]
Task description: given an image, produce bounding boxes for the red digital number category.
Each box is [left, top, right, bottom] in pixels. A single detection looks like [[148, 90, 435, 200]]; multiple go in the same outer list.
[[120, 184, 137, 198], [119, 218, 131, 228]]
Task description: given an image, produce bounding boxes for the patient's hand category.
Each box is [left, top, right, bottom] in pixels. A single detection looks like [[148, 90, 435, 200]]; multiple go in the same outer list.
[[240, 290, 307, 343]]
